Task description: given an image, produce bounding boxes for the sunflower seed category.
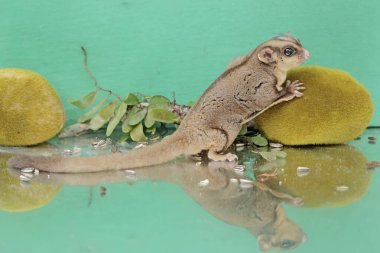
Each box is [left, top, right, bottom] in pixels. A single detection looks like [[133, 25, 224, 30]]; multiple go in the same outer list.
[[21, 172, 34, 179], [296, 166, 310, 177], [269, 142, 283, 148], [125, 170, 136, 176], [34, 169, 40, 175], [230, 178, 239, 183], [134, 143, 145, 149], [368, 136, 377, 141], [198, 179, 209, 187], [336, 185, 349, 192], [239, 179, 254, 188], [72, 147, 82, 154], [20, 174, 32, 182], [63, 149, 73, 155], [233, 165, 245, 175], [236, 143, 245, 147], [21, 167, 35, 173]]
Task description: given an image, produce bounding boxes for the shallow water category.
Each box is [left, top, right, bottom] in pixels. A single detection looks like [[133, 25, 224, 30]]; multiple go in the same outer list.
[[0, 129, 379, 253]]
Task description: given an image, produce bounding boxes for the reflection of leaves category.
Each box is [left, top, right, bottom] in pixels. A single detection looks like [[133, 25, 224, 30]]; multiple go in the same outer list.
[[124, 93, 139, 105], [259, 151, 287, 161], [146, 108, 179, 124], [252, 134, 268, 146], [89, 101, 118, 131], [130, 123, 147, 142], [69, 90, 98, 109], [106, 102, 128, 136], [149, 95, 170, 109], [78, 94, 110, 123], [125, 107, 147, 126]]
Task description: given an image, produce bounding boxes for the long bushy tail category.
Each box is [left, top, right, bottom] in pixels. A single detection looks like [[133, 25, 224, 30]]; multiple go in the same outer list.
[[7, 133, 189, 173]]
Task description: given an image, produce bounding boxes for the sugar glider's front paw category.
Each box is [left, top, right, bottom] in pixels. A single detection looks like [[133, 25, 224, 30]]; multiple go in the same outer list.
[[283, 80, 305, 101]]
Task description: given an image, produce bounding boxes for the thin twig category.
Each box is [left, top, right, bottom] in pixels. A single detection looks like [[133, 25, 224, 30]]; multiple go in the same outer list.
[[80, 46, 122, 102]]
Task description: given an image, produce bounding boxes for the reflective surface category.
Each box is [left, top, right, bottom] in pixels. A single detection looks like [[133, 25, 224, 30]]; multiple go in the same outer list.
[[0, 129, 379, 253]]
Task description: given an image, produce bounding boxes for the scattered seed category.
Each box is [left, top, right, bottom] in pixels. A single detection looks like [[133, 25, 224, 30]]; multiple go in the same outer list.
[[270, 147, 283, 151], [269, 142, 283, 148], [239, 179, 254, 188], [368, 137, 377, 141], [369, 140, 376, 144], [125, 170, 136, 176], [236, 143, 245, 147], [230, 178, 239, 183], [233, 165, 245, 175], [336, 185, 349, 192], [21, 172, 34, 179], [34, 169, 40, 175], [92, 139, 108, 149], [63, 149, 73, 155], [279, 181, 283, 186], [140, 102, 150, 107], [296, 166, 310, 177], [236, 146, 245, 151], [196, 162, 202, 166], [198, 179, 209, 187], [21, 167, 34, 173], [20, 174, 31, 182], [134, 143, 146, 150]]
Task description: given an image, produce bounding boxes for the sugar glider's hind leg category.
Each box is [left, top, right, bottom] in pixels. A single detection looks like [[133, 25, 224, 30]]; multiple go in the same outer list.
[[204, 128, 238, 162]]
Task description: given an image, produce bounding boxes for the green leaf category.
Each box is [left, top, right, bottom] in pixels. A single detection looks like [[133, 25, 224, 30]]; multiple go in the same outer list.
[[238, 125, 248, 135], [106, 102, 128, 136], [78, 94, 110, 123], [117, 133, 130, 143], [122, 119, 133, 133], [125, 107, 148, 126], [124, 93, 139, 105], [259, 151, 277, 161], [69, 90, 98, 109], [89, 100, 118, 130], [251, 134, 268, 147], [146, 126, 156, 134], [130, 123, 147, 142], [149, 95, 170, 109], [146, 108, 179, 124], [144, 115, 155, 128]]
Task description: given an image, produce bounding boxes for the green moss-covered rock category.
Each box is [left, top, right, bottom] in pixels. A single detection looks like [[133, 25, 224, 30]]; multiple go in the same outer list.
[[255, 145, 372, 208], [0, 153, 60, 212], [0, 69, 65, 146], [255, 66, 373, 145]]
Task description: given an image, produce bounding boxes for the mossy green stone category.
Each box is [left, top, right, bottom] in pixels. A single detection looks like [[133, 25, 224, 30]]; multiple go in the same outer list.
[[255, 66, 374, 145], [0, 69, 65, 146]]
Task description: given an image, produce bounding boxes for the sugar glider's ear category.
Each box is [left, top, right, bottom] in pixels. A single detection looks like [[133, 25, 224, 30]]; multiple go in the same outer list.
[[258, 47, 277, 64]]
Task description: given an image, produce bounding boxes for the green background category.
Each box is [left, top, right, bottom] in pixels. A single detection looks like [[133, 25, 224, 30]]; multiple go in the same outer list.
[[1, 0, 379, 126]]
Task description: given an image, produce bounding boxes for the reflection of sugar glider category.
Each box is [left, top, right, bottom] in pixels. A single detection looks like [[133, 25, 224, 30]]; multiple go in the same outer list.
[[18, 160, 307, 251], [8, 35, 310, 173]]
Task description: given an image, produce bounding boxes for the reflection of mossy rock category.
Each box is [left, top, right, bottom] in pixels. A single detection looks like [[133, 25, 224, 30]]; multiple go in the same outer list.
[[255, 66, 373, 145], [0, 154, 60, 212], [255, 145, 371, 208], [0, 69, 65, 146]]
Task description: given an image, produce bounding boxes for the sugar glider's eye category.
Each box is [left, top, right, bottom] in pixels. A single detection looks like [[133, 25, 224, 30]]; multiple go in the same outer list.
[[280, 240, 296, 249], [283, 47, 296, 57]]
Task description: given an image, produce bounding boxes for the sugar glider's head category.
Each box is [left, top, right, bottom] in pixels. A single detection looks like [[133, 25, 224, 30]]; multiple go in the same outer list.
[[256, 34, 310, 71]]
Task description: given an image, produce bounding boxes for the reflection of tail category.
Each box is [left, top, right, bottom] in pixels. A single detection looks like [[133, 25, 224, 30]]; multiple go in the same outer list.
[[7, 133, 188, 173]]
